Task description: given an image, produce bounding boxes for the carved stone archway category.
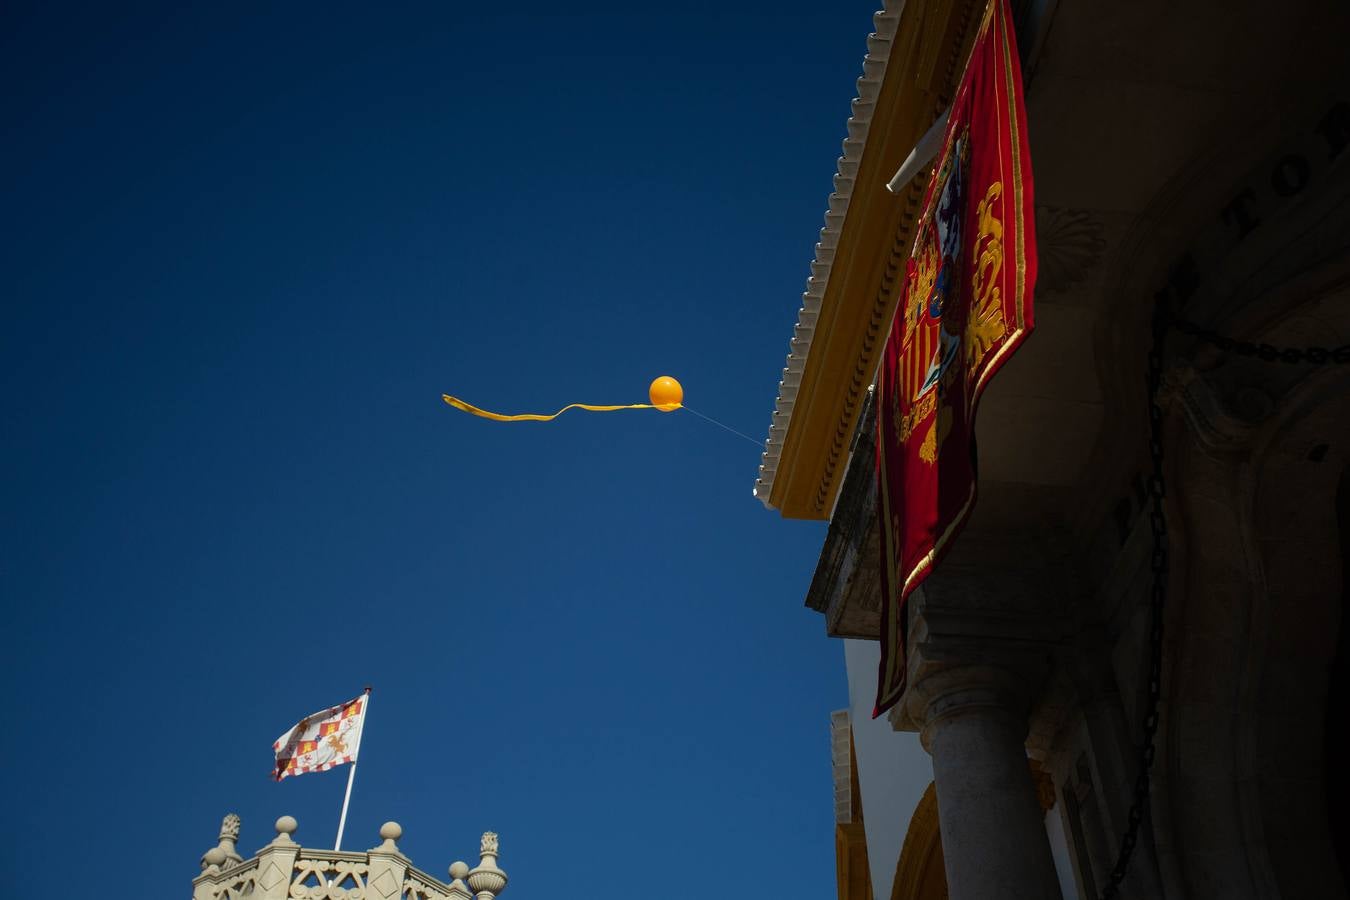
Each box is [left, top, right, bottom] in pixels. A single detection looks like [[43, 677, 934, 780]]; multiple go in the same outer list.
[[1161, 268, 1350, 899], [891, 784, 948, 900]]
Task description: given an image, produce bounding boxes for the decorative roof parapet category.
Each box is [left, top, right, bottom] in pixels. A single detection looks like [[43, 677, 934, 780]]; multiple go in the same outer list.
[[191, 815, 506, 900], [753, 2, 903, 509], [830, 710, 854, 825]]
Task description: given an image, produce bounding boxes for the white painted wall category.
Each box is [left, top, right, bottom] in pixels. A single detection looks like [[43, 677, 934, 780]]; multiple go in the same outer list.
[[843, 638, 934, 894], [1045, 803, 1080, 899], [844, 639, 1079, 898]]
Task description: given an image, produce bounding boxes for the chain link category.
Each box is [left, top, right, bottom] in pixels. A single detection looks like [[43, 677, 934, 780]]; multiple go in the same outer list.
[[1100, 300, 1170, 899], [1100, 310, 1350, 899], [1171, 317, 1350, 365]]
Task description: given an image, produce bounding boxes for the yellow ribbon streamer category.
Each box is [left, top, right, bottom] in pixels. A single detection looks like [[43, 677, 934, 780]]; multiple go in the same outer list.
[[442, 394, 675, 422]]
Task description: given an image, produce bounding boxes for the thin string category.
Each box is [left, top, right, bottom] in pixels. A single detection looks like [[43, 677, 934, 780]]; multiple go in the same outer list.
[[680, 404, 763, 447]]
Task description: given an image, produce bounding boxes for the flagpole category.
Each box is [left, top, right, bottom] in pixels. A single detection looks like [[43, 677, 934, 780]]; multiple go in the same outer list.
[[334, 687, 372, 852]]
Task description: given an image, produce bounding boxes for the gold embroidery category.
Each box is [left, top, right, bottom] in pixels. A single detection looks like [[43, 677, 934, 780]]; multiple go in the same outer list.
[[919, 423, 937, 463], [966, 180, 1007, 371], [909, 244, 937, 336], [897, 391, 937, 447], [916, 403, 953, 465]]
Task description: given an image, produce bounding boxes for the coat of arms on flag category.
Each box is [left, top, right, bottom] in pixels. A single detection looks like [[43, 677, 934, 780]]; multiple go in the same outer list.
[[874, 0, 1037, 715], [273, 693, 368, 781]]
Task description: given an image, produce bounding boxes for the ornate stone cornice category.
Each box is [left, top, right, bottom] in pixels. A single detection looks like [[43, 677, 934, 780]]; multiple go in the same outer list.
[[805, 393, 883, 636]]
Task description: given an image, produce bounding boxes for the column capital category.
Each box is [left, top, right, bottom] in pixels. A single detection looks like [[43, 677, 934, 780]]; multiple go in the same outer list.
[[919, 673, 1066, 899], [889, 579, 1058, 734], [907, 664, 1037, 752]]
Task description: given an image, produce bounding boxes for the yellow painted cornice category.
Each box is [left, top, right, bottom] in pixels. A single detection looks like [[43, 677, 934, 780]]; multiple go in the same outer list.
[[768, 0, 982, 520]]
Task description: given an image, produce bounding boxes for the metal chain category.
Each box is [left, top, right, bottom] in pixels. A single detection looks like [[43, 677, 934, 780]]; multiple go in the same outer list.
[[1101, 309, 1350, 899], [1100, 300, 1170, 899], [1171, 318, 1350, 365]]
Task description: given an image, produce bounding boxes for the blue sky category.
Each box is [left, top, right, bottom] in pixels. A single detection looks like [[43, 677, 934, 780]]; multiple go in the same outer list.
[[2, 4, 878, 896]]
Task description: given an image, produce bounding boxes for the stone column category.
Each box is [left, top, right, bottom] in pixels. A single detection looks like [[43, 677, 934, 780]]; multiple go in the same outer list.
[[916, 666, 1063, 900]]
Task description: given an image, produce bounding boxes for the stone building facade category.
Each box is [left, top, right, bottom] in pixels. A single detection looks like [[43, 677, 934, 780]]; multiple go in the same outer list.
[[756, 1, 1350, 898]]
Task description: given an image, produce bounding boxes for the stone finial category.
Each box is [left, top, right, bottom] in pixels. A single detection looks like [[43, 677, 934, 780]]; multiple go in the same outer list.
[[220, 813, 241, 842], [375, 821, 403, 852], [201, 813, 244, 871], [272, 816, 298, 846], [447, 861, 472, 899], [218, 813, 243, 863], [467, 832, 507, 899], [200, 847, 227, 873]]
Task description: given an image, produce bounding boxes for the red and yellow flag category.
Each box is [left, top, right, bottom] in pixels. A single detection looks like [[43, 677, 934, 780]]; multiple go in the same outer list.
[[875, 0, 1037, 715]]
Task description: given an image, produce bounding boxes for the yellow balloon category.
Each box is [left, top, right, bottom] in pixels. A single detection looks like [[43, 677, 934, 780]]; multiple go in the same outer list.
[[648, 375, 683, 412]]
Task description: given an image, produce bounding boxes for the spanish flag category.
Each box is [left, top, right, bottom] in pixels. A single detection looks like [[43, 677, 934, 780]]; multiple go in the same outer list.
[[875, 0, 1038, 715]]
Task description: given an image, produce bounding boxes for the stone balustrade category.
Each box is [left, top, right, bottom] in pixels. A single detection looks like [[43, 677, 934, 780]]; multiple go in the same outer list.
[[192, 814, 507, 900]]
